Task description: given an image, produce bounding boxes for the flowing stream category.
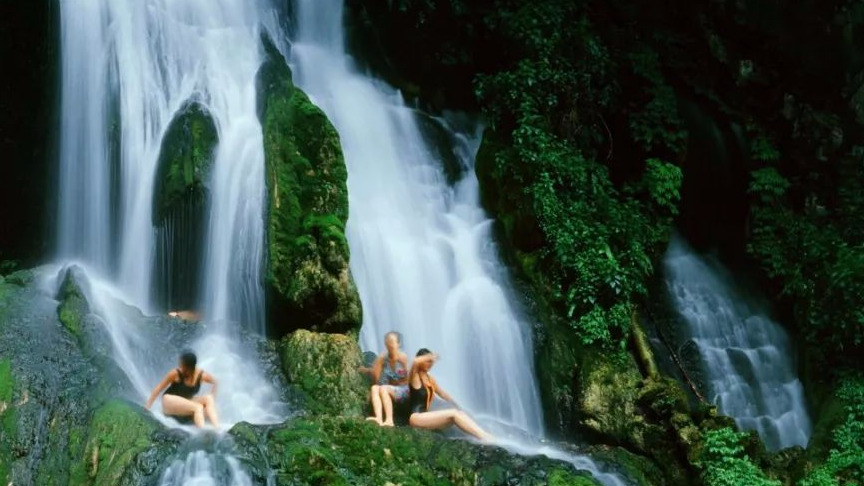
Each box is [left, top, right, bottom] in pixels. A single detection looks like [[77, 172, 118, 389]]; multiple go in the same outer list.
[[664, 236, 812, 450]]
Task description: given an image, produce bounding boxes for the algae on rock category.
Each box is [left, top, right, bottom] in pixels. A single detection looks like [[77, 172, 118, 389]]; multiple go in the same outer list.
[[230, 416, 601, 486], [257, 38, 361, 336], [279, 329, 366, 417], [151, 101, 216, 311], [151, 101, 216, 226]]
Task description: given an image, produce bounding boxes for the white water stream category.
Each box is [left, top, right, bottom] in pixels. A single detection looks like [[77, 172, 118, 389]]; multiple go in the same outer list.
[[664, 237, 811, 450], [57, 0, 625, 483], [287, 1, 622, 484], [57, 1, 286, 483]]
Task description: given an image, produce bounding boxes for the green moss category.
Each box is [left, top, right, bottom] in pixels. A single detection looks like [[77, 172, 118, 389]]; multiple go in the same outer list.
[[280, 330, 366, 417], [0, 358, 15, 484], [70, 400, 159, 486], [152, 101, 217, 225], [588, 446, 666, 486], [56, 268, 89, 340], [232, 416, 601, 485], [257, 37, 361, 335]]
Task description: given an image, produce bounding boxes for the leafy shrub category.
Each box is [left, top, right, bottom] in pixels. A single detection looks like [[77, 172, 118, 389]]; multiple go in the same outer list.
[[799, 376, 864, 486], [700, 428, 780, 486]]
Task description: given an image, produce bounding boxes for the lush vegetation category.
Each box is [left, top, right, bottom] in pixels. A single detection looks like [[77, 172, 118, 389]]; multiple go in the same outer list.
[[474, 0, 684, 350], [350, 0, 864, 484], [257, 39, 361, 335], [699, 428, 779, 486], [800, 376, 864, 486]]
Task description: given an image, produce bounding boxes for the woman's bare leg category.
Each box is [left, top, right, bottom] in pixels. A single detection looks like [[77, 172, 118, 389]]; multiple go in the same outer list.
[[162, 394, 205, 428], [367, 385, 383, 424], [409, 409, 491, 441], [380, 386, 395, 426], [192, 394, 220, 428]]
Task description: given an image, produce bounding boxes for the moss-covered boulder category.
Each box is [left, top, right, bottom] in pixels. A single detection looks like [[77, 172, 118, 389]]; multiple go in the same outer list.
[[279, 329, 366, 417], [69, 400, 180, 486], [230, 416, 602, 485], [151, 101, 215, 311], [257, 37, 361, 336], [152, 101, 216, 226], [56, 265, 90, 340], [0, 268, 183, 484]]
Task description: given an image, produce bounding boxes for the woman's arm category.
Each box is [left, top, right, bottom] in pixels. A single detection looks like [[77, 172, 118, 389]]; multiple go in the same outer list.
[[145, 370, 175, 410], [201, 371, 218, 397], [434, 381, 461, 410]]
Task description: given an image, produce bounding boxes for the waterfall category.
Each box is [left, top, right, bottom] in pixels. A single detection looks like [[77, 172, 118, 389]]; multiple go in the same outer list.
[[289, 0, 543, 435], [57, 1, 287, 482], [664, 236, 812, 450], [286, 2, 624, 484]]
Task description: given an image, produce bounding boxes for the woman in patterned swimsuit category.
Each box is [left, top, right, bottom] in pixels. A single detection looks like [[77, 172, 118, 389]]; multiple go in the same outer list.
[[363, 331, 409, 426]]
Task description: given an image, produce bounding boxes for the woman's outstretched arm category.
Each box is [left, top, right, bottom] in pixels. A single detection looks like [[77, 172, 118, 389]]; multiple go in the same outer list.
[[145, 370, 175, 410], [434, 382, 461, 410], [201, 371, 218, 397]]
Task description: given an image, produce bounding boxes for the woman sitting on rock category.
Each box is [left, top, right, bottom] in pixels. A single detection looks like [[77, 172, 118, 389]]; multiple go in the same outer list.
[[145, 350, 220, 428], [360, 331, 409, 426], [407, 348, 492, 441]]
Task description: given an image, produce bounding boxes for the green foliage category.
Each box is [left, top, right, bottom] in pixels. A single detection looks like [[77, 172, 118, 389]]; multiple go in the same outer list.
[[800, 376, 864, 486], [475, 1, 682, 349], [748, 155, 864, 359], [627, 48, 688, 154], [699, 428, 780, 486], [643, 159, 684, 215]]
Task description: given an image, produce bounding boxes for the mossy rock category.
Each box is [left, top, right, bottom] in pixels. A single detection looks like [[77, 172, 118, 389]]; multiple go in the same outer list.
[[56, 265, 90, 340], [257, 36, 361, 336], [279, 330, 366, 417], [152, 101, 216, 225], [69, 399, 179, 486], [230, 416, 602, 485], [575, 349, 647, 448], [0, 358, 15, 484]]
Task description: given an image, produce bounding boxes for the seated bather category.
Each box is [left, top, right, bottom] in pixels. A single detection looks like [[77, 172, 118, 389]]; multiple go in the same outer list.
[[360, 331, 409, 426]]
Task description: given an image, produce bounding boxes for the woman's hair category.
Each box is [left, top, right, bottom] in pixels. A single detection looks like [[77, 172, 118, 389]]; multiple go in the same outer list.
[[416, 348, 432, 357], [179, 350, 197, 378], [385, 331, 401, 344]]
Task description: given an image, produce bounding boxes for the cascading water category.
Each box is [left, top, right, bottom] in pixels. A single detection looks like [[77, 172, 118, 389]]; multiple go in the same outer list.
[[286, 1, 623, 484], [290, 0, 542, 437], [664, 236, 812, 450], [57, 0, 287, 482]]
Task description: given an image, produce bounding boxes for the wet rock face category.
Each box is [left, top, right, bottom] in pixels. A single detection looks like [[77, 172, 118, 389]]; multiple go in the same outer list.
[[279, 329, 366, 417], [229, 417, 601, 486], [0, 267, 181, 485], [151, 101, 217, 312], [256, 37, 361, 337]]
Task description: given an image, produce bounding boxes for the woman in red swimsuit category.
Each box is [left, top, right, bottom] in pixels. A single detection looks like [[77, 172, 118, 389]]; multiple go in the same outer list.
[[145, 350, 220, 428]]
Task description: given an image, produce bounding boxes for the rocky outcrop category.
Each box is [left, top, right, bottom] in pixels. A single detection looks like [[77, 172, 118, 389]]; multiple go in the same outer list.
[[230, 417, 602, 485], [151, 101, 216, 311], [278, 329, 366, 417], [0, 267, 181, 485], [151, 102, 216, 227], [257, 38, 361, 336]]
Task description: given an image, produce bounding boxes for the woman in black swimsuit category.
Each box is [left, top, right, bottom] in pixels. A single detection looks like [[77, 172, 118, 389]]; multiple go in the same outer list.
[[407, 348, 491, 441], [145, 350, 220, 428]]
